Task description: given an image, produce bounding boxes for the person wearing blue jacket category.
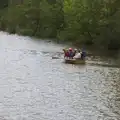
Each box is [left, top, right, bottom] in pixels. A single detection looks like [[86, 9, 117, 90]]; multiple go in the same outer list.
[[81, 48, 86, 60]]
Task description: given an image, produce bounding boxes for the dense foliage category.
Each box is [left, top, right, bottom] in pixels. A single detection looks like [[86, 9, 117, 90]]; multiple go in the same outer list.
[[0, 0, 120, 50]]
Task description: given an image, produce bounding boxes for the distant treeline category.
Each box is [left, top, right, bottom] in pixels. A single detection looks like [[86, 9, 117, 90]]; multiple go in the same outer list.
[[0, 0, 120, 50]]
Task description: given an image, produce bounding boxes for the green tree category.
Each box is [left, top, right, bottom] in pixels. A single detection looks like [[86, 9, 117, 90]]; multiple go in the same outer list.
[[0, 0, 120, 50]]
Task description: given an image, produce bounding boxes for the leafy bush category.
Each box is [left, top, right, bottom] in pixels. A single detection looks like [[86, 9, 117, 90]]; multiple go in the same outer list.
[[0, 0, 120, 50]]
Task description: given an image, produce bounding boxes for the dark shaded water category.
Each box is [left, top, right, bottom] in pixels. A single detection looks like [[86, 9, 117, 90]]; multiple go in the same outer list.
[[0, 32, 120, 120]]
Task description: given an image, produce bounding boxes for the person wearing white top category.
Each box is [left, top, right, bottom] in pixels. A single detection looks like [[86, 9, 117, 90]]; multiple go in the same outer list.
[[73, 51, 81, 59]]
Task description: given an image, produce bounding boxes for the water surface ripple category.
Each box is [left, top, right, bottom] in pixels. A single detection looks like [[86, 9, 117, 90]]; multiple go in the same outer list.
[[0, 32, 119, 120]]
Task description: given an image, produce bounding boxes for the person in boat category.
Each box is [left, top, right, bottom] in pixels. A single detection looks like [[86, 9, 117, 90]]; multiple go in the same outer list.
[[63, 49, 69, 58], [81, 48, 86, 60], [73, 50, 81, 59], [68, 48, 74, 58], [73, 48, 77, 57]]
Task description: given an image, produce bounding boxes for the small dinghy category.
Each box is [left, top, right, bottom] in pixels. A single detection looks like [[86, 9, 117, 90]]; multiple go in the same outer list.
[[64, 58, 86, 64]]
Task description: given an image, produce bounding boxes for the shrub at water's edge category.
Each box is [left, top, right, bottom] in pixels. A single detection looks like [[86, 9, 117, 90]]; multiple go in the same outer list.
[[0, 0, 120, 50]]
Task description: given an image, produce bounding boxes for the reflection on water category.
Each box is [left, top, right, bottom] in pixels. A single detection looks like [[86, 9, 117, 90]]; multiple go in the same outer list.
[[0, 32, 119, 120]]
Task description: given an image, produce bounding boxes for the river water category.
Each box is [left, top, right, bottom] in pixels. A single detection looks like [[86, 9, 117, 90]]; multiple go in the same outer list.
[[0, 32, 120, 120]]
